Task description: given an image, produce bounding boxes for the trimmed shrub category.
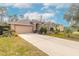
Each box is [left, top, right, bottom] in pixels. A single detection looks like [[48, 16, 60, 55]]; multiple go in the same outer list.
[[54, 29, 60, 34], [50, 27, 54, 32], [39, 27, 47, 34], [39, 27, 44, 34], [44, 27, 47, 34]]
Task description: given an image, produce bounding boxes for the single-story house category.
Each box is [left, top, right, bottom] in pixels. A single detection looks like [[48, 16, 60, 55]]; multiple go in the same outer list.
[[10, 23, 33, 33], [9, 20, 64, 34], [9, 20, 42, 33]]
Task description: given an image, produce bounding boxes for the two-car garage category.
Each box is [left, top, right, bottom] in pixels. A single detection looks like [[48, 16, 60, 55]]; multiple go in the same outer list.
[[10, 23, 33, 34]]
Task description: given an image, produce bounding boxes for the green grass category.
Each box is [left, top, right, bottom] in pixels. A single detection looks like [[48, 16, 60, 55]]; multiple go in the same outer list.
[[0, 36, 48, 56], [48, 33, 65, 38], [48, 33, 79, 42]]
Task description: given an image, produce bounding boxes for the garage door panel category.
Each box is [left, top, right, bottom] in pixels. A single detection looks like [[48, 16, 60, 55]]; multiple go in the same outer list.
[[15, 25, 33, 33]]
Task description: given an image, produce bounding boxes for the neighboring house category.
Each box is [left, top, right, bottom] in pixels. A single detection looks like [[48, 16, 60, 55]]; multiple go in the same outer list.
[[57, 24, 64, 32]]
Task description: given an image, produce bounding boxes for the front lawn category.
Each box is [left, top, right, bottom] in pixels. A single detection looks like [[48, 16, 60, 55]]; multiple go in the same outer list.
[[48, 33, 65, 38], [0, 36, 47, 56], [48, 33, 79, 42]]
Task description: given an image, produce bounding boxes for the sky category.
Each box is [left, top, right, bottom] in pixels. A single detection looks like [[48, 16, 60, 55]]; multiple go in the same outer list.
[[0, 3, 71, 26]]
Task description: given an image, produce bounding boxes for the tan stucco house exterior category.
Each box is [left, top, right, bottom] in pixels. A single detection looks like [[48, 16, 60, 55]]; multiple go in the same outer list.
[[10, 23, 33, 33], [57, 24, 64, 32], [10, 20, 64, 34], [9, 20, 42, 33]]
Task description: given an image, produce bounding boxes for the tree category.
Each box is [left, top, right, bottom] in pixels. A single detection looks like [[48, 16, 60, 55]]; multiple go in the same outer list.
[[44, 27, 47, 34], [8, 16, 12, 22], [9, 15, 18, 22], [0, 7, 6, 23], [39, 27, 47, 34], [13, 15, 18, 22], [65, 27, 73, 37], [39, 27, 44, 34], [64, 4, 79, 29], [50, 27, 54, 32]]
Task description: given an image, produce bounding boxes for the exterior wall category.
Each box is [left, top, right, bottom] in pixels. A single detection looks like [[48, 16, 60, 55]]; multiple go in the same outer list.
[[33, 23, 36, 31], [10, 24, 33, 33], [10, 24, 15, 31], [57, 25, 64, 32]]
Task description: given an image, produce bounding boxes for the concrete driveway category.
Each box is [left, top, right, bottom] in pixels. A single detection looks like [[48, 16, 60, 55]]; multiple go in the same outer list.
[[18, 33, 79, 56]]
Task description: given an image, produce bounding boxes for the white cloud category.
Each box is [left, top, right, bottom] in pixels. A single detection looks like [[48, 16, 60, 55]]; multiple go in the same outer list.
[[24, 12, 41, 20], [41, 13, 54, 19], [52, 19, 56, 23], [12, 3, 32, 8], [0, 3, 13, 6], [24, 12, 55, 22], [42, 3, 69, 10], [41, 4, 52, 10], [0, 3, 32, 8], [41, 4, 51, 10], [55, 4, 69, 9]]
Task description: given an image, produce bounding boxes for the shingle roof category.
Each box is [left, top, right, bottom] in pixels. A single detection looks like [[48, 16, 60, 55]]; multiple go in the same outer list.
[[9, 19, 33, 26], [9, 19, 43, 25]]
